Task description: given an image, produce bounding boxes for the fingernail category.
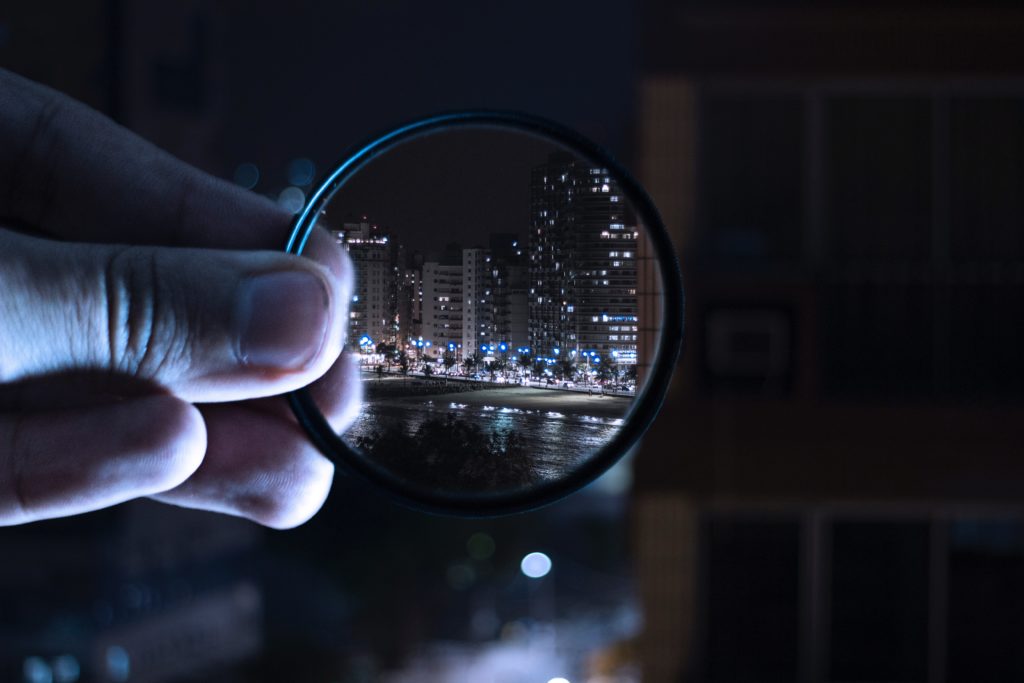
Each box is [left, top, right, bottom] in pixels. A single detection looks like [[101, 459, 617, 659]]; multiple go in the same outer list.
[[237, 271, 330, 369]]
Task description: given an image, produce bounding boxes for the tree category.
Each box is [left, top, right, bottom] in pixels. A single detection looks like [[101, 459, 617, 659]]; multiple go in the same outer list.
[[597, 355, 617, 383], [484, 361, 498, 381], [517, 351, 532, 380], [556, 358, 576, 381], [354, 413, 538, 490], [374, 342, 398, 371], [463, 351, 481, 376], [423, 363, 434, 377], [442, 351, 458, 375], [398, 350, 410, 376]]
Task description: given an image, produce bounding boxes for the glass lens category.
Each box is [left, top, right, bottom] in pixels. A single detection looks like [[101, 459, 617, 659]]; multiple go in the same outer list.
[[310, 127, 664, 496]]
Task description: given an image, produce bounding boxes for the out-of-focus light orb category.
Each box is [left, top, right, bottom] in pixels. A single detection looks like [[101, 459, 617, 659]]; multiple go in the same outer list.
[[232, 162, 260, 190], [52, 655, 80, 683], [520, 551, 552, 578], [277, 186, 306, 214], [105, 646, 130, 682], [446, 562, 476, 590], [287, 157, 316, 186], [548, 678, 571, 683], [22, 657, 52, 683], [467, 531, 496, 560]]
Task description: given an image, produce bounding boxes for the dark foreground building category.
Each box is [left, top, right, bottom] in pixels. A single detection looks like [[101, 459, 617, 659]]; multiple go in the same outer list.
[[632, 3, 1024, 682]]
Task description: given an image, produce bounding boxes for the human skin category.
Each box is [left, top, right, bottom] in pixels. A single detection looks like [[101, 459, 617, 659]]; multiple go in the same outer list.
[[0, 69, 361, 528]]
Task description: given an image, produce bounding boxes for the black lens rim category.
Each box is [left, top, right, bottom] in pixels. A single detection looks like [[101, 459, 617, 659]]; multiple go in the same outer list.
[[285, 110, 684, 517]]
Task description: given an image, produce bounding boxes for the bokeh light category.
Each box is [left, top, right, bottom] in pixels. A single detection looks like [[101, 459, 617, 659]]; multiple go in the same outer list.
[[466, 531, 496, 560], [277, 186, 306, 214], [287, 157, 316, 186], [232, 162, 260, 190], [446, 562, 476, 590], [520, 551, 552, 578]]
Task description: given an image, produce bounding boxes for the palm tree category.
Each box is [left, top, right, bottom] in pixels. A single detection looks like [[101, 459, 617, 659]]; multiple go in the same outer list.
[[442, 351, 458, 375], [463, 351, 482, 376], [556, 358, 576, 382]]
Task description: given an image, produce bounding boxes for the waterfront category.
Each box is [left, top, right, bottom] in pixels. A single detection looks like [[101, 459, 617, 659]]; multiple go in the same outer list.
[[343, 378, 632, 482]]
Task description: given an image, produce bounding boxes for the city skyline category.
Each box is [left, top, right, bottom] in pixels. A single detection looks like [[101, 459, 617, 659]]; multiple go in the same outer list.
[[326, 151, 642, 370]]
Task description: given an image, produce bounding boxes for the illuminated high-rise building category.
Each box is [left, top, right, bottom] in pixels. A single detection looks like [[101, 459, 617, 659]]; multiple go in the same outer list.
[[332, 219, 393, 349], [462, 235, 529, 356], [462, 247, 493, 354], [421, 245, 464, 357], [528, 153, 639, 362]]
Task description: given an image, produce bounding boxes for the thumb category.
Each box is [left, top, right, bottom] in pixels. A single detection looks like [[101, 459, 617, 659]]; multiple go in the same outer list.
[[0, 228, 349, 402]]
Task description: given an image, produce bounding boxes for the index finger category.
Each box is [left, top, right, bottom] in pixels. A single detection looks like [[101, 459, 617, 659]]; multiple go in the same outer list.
[[0, 68, 290, 250]]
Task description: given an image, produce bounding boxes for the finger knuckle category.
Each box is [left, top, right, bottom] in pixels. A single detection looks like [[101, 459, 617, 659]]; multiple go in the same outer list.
[[104, 248, 191, 379]]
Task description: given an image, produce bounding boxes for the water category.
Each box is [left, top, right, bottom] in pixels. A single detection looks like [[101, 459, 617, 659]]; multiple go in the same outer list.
[[344, 396, 626, 480]]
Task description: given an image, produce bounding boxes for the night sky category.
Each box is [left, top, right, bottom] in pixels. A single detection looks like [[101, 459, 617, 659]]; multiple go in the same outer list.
[[210, 0, 637, 197], [323, 128, 561, 257]]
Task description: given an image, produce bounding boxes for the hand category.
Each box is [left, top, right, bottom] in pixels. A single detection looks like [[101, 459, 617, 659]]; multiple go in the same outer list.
[[0, 69, 361, 528]]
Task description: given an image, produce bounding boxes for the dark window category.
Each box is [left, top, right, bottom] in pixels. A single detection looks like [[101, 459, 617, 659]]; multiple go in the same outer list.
[[950, 97, 1024, 263], [949, 283, 1024, 396], [822, 283, 933, 396], [947, 520, 1024, 682], [699, 94, 804, 264], [826, 97, 932, 263], [829, 521, 929, 682], [702, 517, 801, 682]]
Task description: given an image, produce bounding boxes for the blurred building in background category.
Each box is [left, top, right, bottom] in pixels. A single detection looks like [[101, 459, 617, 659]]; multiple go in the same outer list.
[[633, 2, 1024, 682]]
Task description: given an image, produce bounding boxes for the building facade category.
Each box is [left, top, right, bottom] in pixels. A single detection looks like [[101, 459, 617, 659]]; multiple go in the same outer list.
[[334, 220, 394, 349], [632, 4, 1024, 682], [528, 153, 639, 363], [421, 260, 464, 357]]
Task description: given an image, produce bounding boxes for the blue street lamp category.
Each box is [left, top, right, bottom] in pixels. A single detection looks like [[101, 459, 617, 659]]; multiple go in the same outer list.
[[498, 342, 508, 352]]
